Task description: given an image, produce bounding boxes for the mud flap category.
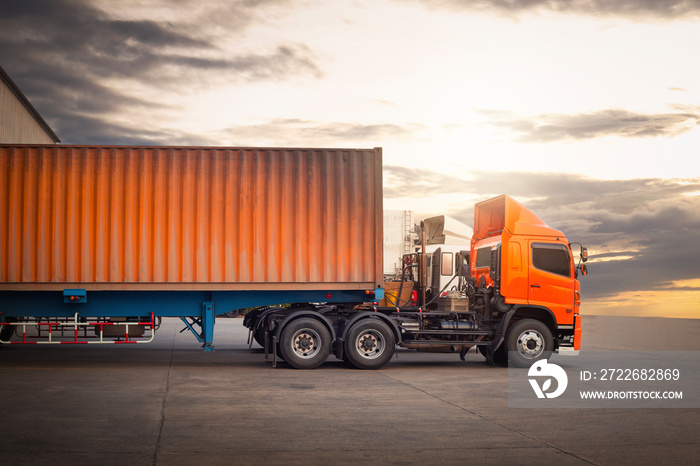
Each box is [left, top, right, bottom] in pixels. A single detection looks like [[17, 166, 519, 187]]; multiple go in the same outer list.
[[486, 309, 515, 365]]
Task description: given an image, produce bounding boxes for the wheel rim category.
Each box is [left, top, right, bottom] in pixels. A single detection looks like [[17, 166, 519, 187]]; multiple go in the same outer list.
[[291, 328, 322, 358], [515, 329, 544, 359], [355, 329, 385, 360]]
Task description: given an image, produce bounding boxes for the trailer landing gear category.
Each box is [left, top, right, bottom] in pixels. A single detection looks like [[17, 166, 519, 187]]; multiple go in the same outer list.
[[178, 302, 216, 351]]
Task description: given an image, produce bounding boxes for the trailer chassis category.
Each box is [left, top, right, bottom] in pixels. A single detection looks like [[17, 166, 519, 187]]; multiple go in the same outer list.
[[0, 288, 383, 350]]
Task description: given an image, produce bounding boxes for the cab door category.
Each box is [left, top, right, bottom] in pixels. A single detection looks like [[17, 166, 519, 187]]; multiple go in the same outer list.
[[527, 241, 575, 321]]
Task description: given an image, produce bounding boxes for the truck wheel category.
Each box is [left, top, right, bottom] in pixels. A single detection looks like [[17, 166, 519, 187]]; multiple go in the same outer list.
[[344, 319, 395, 370], [279, 318, 331, 369], [506, 319, 553, 368]]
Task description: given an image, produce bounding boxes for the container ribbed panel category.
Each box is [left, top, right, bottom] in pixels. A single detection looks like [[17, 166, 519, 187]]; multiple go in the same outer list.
[[0, 145, 383, 290]]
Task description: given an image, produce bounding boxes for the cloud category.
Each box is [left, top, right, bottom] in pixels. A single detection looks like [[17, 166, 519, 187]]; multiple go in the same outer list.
[[223, 119, 425, 146], [480, 109, 700, 142], [51, 112, 215, 146], [384, 165, 468, 198], [384, 166, 700, 301], [671, 103, 700, 112], [404, 0, 700, 19], [0, 0, 320, 143]]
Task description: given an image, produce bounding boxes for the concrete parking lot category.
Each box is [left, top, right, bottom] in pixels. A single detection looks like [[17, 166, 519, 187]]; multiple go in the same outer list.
[[1, 315, 698, 465]]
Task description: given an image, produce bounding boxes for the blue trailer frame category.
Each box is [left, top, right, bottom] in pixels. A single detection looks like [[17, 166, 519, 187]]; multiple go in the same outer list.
[[0, 288, 384, 350]]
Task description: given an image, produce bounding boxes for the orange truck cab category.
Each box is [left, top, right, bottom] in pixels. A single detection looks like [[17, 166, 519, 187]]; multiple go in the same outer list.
[[468, 195, 587, 366]]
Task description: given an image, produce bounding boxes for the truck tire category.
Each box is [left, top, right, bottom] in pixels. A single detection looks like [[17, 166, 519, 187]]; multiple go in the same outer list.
[[344, 319, 395, 370], [506, 319, 553, 368], [279, 318, 331, 369]]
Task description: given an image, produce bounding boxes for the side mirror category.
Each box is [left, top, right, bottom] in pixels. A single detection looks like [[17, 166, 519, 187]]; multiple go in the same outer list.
[[580, 264, 588, 276], [581, 247, 588, 263]]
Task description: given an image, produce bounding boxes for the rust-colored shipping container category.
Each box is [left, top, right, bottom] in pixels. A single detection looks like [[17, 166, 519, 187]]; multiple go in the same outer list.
[[0, 145, 383, 291]]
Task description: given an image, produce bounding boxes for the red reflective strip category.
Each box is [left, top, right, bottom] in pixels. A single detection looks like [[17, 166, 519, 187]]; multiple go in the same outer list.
[[114, 340, 137, 344]]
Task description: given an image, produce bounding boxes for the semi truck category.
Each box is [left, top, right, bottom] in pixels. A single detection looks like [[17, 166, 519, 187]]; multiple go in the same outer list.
[[0, 144, 587, 369]]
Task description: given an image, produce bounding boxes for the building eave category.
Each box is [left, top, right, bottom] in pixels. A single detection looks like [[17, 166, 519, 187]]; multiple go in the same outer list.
[[0, 65, 60, 143]]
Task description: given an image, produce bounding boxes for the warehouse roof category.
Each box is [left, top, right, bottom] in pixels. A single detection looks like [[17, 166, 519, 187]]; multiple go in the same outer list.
[[0, 65, 60, 143]]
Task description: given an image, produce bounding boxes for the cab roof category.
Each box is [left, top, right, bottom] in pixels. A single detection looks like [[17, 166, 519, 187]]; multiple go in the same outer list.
[[473, 194, 564, 240]]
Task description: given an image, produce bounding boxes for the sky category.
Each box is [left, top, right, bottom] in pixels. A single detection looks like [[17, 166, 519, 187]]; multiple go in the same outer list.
[[1, 0, 699, 318]]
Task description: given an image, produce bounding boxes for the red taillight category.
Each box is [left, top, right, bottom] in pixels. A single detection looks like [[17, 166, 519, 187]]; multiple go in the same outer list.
[[411, 290, 418, 306], [326, 292, 332, 300]]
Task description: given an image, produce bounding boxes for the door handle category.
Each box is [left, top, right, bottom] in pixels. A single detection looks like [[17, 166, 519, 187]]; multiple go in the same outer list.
[[530, 284, 541, 288]]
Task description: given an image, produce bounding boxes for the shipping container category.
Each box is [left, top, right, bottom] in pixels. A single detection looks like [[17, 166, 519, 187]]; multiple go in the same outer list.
[[0, 145, 383, 291]]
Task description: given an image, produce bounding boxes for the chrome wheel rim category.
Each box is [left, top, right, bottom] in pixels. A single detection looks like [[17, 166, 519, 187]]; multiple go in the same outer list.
[[291, 329, 322, 358], [516, 330, 544, 359], [355, 329, 385, 360]]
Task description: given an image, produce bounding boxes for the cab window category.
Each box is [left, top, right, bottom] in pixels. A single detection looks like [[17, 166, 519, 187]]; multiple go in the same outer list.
[[532, 243, 571, 277], [441, 252, 453, 276], [475, 246, 492, 268]]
